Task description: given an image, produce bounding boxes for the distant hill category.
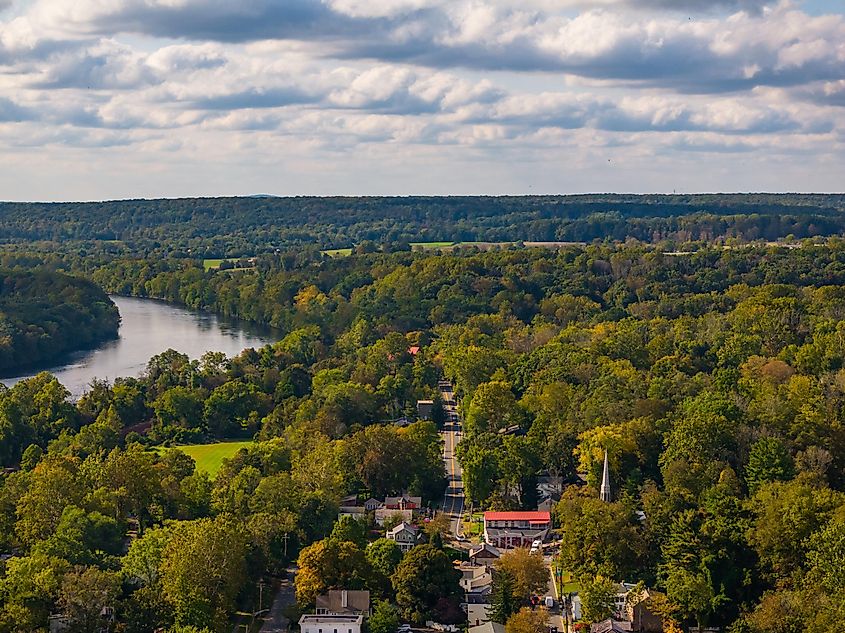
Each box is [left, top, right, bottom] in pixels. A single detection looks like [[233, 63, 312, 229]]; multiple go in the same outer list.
[[0, 194, 844, 257]]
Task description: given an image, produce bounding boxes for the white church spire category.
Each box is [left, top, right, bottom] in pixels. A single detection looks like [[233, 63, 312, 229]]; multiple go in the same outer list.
[[600, 449, 612, 502]]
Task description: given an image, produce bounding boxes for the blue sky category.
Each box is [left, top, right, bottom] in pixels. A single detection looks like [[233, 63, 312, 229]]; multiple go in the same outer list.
[[0, 0, 843, 200]]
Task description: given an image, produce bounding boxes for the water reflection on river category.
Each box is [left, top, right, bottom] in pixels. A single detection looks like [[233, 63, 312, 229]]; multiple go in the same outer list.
[[1, 296, 279, 398]]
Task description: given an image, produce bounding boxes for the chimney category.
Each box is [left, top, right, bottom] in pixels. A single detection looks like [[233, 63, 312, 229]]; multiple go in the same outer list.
[[342, 590, 348, 609]]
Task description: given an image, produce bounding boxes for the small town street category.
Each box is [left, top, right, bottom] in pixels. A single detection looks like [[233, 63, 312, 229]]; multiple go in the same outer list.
[[258, 567, 296, 633], [438, 381, 466, 540]]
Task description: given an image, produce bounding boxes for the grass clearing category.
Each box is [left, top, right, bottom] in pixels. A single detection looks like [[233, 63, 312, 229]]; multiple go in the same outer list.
[[156, 441, 253, 476], [322, 248, 354, 257], [203, 258, 225, 271], [410, 241, 456, 250]]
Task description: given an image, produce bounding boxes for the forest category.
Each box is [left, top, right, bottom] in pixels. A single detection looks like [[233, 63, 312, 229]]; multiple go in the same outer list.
[[0, 270, 119, 374], [1, 194, 845, 257], [1, 242, 845, 632]]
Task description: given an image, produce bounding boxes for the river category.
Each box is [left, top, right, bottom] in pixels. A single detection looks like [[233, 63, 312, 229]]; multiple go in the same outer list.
[[1, 296, 280, 398]]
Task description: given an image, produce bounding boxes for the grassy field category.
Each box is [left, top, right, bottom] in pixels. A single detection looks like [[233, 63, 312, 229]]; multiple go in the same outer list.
[[410, 241, 456, 250], [322, 248, 354, 257], [203, 258, 226, 271], [158, 441, 253, 475]]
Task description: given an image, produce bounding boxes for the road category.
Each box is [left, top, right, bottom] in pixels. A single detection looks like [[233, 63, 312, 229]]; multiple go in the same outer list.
[[439, 380, 465, 540], [258, 567, 296, 633]]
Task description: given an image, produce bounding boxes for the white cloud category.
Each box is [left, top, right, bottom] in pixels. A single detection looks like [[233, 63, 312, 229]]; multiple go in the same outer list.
[[0, 0, 840, 198]]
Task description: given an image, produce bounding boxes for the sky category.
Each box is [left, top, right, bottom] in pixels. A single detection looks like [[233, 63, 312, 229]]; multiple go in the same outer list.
[[0, 0, 843, 201]]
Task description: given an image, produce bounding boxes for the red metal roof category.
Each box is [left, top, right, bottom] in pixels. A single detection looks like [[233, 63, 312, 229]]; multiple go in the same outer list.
[[484, 511, 551, 522]]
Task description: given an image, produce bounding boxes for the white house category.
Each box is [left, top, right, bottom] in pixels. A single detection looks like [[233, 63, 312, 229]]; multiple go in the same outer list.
[[299, 614, 363, 633], [387, 521, 420, 552]]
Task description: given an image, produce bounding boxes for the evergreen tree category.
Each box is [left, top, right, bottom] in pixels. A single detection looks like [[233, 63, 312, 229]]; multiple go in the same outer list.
[[489, 568, 518, 624]]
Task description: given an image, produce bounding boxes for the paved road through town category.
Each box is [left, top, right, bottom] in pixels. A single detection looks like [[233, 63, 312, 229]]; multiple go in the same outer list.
[[259, 567, 296, 633], [439, 380, 465, 540]]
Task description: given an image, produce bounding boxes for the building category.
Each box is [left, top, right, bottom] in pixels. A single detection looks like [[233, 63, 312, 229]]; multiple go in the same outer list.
[[363, 498, 383, 512], [468, 622, 505, 633], [456, 562, 493, 595], [417, 400, 434, 419], [466, 603, 492, 628], [387, 521, 420, 552], [468, 543, 500, 569], [384, 494, 422, 511], [299, 615, 363, 633], [375, 507, 413, 527], [482, 511, 551, 549], [338, 506, 366, 520], [315, 590, 371, 617], [594, 620, 633, 633]]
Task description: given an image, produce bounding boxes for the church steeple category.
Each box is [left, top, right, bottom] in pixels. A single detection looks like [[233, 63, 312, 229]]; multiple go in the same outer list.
[[600, 450, 612, 502]]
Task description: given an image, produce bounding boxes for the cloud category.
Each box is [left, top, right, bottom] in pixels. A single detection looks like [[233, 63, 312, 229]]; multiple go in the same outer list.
[[0, 97, 32, 122], [800, 80, 845, 107], [31, 0, 392, 43], [0, 0, 841, 196], [194, 87, 316, 110], [30, 40, 158, 89], [24, 0, 845, 95]]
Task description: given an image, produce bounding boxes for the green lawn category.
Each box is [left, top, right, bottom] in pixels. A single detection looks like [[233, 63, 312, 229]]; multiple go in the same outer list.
[[321, 248, 354, 257], [203, 258, 226, 271], [410, 241, 456, 250], [158, 441, 254, 476]]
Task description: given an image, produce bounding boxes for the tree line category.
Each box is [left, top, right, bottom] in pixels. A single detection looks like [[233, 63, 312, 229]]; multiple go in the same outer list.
[[0, 194, 844, 257], [0, 270, 119, 373]]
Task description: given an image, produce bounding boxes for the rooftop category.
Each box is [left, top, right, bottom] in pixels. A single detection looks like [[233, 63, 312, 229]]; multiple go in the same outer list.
[[484, 511, 551, 522], [300, 615, 364, 625], [389, 521, 419, 535]]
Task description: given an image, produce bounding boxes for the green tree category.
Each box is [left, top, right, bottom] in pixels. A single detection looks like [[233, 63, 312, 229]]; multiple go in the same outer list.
[[489, 568, 519, 624], [391, 544, 462, 624], [330, 515, 369, 548], [464, 381, 523, 437], [369, 600, 401, 633], [366, 538, 404, 580], [295, 539, 373, 606], [123, 526, 172, 587], [57, 566, 121, 633], [555, 488, 646, 579], [160, 517, 248, 629], [745, 436, 794, 495], [806, 514, 845, 594], [748, 478, 844, 579], [153, 387, 206, 430], [580, 576, 618, 623]]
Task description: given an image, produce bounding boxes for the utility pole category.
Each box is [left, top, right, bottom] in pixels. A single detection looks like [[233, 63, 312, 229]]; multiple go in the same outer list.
[[282, 532, 289, 557], [259, 580, 266, 612]]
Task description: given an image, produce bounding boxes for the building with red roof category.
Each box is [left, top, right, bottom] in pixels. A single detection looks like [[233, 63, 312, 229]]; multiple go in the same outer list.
[[483, 511, 551, 549]]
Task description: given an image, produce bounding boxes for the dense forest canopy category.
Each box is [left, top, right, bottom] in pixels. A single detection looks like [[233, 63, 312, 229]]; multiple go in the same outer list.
[[0, 270, 119, 374], [1, 194, 845, 257], [2, 240, 845, 631]]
